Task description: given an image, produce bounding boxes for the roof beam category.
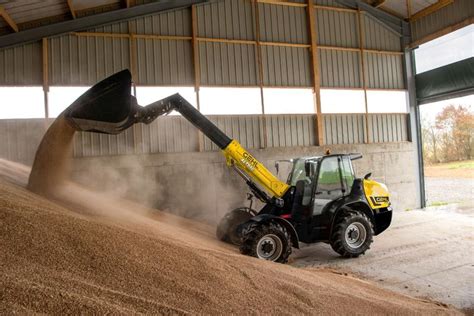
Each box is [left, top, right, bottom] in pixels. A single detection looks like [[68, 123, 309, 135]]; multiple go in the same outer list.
[[0, 0, 208, 49], [67, 0, 77, 19], [410, 0, 453, 22], [370, 0, 386, 8], [406, 0, 412, 19], [336, 0, 410, 37], [122, 0, 135, 8], [0, 6, 19, 32]]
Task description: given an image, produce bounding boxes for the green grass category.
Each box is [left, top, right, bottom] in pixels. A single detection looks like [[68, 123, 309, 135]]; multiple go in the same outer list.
[[428, 201, 449, 207], [446, 161, 474, 169]]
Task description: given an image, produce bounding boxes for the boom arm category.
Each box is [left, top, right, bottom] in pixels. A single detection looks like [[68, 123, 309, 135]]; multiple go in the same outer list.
[[63, 69, 289, 203], [136, 94, 290, 201]]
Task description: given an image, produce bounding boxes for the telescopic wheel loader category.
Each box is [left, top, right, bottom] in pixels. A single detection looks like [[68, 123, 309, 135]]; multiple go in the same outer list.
[[64, 69, 392, 263]]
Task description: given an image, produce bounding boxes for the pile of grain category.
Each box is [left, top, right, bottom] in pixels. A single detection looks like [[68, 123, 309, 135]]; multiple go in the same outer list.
[[0, 116, 459, 314], [0, 178, 459, 315]]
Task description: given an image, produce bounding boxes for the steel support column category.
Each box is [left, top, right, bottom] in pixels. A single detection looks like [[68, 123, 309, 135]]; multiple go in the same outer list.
[[404, 49, 425, 208]]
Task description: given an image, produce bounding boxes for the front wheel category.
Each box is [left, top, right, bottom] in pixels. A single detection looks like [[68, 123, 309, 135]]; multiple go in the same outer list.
[[330, 211, 374, 258], [240, 221, 292, 263], [216, 207, 256, 245]]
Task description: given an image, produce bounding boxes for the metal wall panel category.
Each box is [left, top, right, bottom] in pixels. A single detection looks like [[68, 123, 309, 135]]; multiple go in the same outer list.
[[266, 114, 315, 147], [261, 46, 311, 87], [258, 3, 308, 44], [319, 49, 361, 88], [0, 42, 42, 85], [368, 113, 408, 143], [137, 116, 198, 153], [73, 116, 198, 157], [316, 9, 358, 48], [199, 42, 257, 86], [362, 14, 401, 51], [88, 21, 129, 34], [314, 0, 346, 7], [411, 0, 473, 43], [136, 39, 194, 85], [0, 119, 48, 165], [129, 8, 191, 36], [197, 0, 255, 40], [202, 115, 262, 151], [364, 53, 404, 89], [48, 34, 130, 85], [323, 114, 365, 144], [74, 127, 135, 157]]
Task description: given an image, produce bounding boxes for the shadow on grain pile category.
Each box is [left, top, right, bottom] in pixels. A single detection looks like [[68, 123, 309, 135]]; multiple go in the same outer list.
[[0, 116, 460, 314]]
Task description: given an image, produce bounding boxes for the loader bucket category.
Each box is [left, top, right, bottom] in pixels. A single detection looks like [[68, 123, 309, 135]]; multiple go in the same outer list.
[[63, 69, 137, 134]]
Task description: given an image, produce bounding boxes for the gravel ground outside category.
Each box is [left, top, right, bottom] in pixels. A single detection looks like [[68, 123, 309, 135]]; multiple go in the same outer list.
[[425, 177, 474, 205]]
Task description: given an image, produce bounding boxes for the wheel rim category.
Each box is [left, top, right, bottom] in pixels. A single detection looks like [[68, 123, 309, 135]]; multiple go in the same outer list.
[[345, 222, 367, 249], [256, 234, 283, 261]]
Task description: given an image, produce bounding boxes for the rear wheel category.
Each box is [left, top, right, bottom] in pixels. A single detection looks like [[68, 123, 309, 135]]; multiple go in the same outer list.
[[216, 207, 256, 245], [330, 210, 374, 258], [240, 221, 292, 263]]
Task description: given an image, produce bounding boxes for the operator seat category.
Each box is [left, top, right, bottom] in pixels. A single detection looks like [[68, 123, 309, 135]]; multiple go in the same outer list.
[[291, 178, 313, 224]]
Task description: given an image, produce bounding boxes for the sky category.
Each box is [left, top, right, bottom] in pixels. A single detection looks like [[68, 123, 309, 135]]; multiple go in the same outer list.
[[414, 24, 473, 74], [420, 94, 473, 123]]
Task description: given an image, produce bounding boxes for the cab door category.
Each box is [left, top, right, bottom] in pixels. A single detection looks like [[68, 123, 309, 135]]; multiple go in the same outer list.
[[312, 156, 345, 216]]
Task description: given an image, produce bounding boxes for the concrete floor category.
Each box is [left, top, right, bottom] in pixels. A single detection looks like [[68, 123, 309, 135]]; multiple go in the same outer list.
[[291, 205, 474, 310]]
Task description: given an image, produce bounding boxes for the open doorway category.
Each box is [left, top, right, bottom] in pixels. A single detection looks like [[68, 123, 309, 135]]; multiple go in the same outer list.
[[419, 95, 473, 209], [414, 24, 473, 210]]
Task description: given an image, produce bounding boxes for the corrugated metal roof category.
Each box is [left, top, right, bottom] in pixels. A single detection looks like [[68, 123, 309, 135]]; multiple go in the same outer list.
[[0, 0, 69, 24], [71, 0, 119, 11], [0, 0, 200, 34]]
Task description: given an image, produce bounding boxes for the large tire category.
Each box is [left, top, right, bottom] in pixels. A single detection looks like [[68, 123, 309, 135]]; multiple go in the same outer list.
[[330, 210, 374, 258], [216, 208, 255, 245], [240, 221, 292, 264]]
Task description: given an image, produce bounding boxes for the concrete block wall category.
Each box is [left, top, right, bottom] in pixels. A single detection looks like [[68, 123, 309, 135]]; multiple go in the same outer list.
[[71, 142, 417, 224]]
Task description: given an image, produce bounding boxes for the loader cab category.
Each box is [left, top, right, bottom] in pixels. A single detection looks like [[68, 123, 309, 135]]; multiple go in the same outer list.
[[287, 154, 359, 243]]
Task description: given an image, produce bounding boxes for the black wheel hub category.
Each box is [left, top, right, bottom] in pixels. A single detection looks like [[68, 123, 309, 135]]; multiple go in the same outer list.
[[261, 241, 274, 254], [348, 228, 359, 240]]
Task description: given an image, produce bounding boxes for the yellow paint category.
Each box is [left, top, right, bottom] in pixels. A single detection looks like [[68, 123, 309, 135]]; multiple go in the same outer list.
[[222, 140, 289, 198], [363, 178, 390, 209]]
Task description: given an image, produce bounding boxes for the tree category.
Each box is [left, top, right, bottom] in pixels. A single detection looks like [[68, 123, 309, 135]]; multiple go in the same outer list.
[[421, 117, 439, 163], [435, 105, 473, 162]]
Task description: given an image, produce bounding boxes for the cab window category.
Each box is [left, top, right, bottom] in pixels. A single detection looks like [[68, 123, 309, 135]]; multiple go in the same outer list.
[[341, 156, 355, 192], [316, 157, 343, 200]]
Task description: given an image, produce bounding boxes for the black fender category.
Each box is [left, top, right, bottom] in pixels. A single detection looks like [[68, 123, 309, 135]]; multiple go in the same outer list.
[[330, 201, 375, 236], [238, 214, 299, 249]]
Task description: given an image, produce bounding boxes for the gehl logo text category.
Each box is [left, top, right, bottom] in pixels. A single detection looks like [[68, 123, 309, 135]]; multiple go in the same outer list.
[[241, 152, 258, 171]]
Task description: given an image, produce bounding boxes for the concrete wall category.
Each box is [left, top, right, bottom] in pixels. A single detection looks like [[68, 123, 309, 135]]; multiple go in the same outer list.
[[71, 142, 417, 224]]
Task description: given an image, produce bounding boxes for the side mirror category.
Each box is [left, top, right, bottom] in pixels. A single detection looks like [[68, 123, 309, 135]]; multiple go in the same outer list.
[[275, 161, 279, 175], [364, 173, 372, 179]]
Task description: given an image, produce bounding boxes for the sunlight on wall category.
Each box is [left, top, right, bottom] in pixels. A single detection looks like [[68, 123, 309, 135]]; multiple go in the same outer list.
[[49, 87, 89, 117], [136, 87, 197, 107], [367, 90, 408, 113], [263, 88, 314, 114], [0, 85, 410, 118], [136, 87, 197, 116], [199, 88, 261, 115], [0, 87, 45, 119], [320, 89, 365, 113]]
